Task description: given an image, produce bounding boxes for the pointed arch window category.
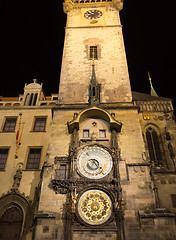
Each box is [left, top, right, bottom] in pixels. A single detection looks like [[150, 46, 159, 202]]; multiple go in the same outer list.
[[0, 206, 23, 240], [146, 127, 163, 166]]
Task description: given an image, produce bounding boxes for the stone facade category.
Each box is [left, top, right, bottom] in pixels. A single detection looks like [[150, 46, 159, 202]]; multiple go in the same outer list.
[[0, 0, 176, 240], [59, 3, 132, 104]]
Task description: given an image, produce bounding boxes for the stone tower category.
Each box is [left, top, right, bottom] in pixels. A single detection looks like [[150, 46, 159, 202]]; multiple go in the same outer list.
[[58, 0, 132, 104], [33, 0, 176, 240]]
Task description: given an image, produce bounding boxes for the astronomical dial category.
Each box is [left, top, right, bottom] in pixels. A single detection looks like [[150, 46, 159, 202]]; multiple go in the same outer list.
[[77, 189, 112, 225], [77, 146, 112, 179], [84, 10, 102, 19], [87, 159, 99, 170]]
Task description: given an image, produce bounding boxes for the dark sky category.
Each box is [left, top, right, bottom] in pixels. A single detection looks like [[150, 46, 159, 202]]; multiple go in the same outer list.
[[2, 0, 176, 110]]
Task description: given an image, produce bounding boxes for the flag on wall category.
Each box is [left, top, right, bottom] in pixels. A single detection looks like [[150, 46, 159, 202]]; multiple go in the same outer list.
[[15, 113, 24, 159]]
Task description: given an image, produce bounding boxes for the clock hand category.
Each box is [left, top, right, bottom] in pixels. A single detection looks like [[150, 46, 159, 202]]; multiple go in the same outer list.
[[92, 159, 99, 168], [99, 166, 105, 174]]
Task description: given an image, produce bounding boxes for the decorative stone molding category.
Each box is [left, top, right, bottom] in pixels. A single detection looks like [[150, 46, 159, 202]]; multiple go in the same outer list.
[[134, 100, 173, 113], [67, 106, 122, 133], [63, 0, 123, 13]]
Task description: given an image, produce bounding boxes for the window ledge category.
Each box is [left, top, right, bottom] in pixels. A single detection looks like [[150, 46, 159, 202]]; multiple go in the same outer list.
[[30, 131, 46, 133], [23, 169, 41, 172], [81, 138, 109, 142], [154, 168, 176, 174], [0, 131, 15, 133]]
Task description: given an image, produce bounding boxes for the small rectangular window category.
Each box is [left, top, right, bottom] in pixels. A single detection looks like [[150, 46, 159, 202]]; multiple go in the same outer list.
[[33, 117, 46, 132], [60, 164, 66, 179], [90, 46, 98, 60], [83, 130, 89, 138], [53, 97, 58, 100], [3, 118, 17, 132], [0, 149, 9, 170], [26, 148, 42, 170], [99, 130, 106, 138], [171, 194, 176, 208]]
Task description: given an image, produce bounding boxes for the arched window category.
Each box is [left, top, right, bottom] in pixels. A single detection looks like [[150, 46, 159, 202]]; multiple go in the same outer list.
[[33, 93, 38, 106], [0, 206, 23, 240], [24, 93, 30, 106], [28, 93, 34, 106], [146, 127, 163, 166]]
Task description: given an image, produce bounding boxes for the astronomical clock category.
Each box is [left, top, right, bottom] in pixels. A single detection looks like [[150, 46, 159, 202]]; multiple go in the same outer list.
[[75, 145, 114, 227], [51, 108, 123, 239], [73, 143, 120, 229]]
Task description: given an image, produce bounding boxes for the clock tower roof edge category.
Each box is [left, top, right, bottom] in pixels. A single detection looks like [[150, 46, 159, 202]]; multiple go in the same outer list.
[[63, 0, 123, 13]]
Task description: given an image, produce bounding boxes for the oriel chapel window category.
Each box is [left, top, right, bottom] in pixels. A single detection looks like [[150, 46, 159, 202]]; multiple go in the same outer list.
[[60, 164, 67, 179], [146, 127, 163, 166]]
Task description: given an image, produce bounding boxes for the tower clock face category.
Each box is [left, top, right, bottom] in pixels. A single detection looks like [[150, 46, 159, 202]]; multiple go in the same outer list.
[[84, 10, 103, 19], [78, 189, 112, 225], [77, 146, 112, 179]]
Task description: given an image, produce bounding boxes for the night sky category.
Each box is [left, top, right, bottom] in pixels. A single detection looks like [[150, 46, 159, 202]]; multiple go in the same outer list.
[[2, 0, 176, 110]]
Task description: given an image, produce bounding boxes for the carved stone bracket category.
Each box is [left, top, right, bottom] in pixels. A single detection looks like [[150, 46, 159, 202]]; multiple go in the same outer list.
[[50, 178, 120, 197], [50, 179, 71, 194]]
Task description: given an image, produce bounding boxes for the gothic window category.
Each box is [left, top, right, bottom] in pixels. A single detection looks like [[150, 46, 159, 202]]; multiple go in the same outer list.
[[90, 46, 98, 59], [0, 148, 9, 170], [60, 164, 67, 179], [146, 127, 163, 166], [83, 130, 89, 138], [168, 142, 175, 159], [33, 117, 47, 132], [3, 117, 17, 132], [0, 206, 23, 240], [26, 148, 42, 170], [99, 129, 106, 138]]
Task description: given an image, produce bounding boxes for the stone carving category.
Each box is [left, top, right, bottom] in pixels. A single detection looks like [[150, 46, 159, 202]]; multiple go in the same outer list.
[[50, 180, 71, 194], [11, 164, 23, 192], [91, 132, 97, 140]]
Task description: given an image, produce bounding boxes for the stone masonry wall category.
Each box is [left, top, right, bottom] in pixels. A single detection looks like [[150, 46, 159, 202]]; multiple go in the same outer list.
[[59, 6, 132, 104]]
